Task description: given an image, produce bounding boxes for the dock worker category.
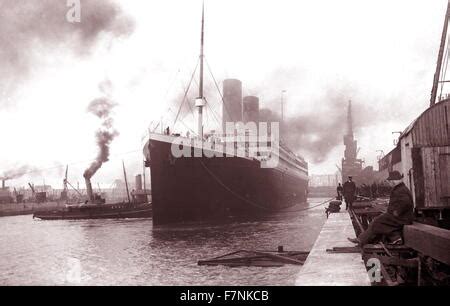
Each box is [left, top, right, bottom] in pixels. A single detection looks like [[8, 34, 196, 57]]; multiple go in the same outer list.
[[343, 176, 356, 210], [336, 183, 343, 201], [348, 171, 414, 246]]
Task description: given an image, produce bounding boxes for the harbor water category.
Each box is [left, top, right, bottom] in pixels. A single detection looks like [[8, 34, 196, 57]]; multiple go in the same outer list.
[[0, 198, 327, 285]]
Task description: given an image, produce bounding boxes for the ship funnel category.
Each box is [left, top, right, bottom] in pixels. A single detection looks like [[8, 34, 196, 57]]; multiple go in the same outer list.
[[85, 178, 94, 202], [1, 179, 5, 189], [135, 175, 143, 191], [243, 96, 259, 124], [222, 79, 243, 134]]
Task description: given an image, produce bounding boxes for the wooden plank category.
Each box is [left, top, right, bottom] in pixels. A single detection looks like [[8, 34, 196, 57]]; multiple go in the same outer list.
[[422, 147, 431, 207], [250, 251, 306, 265], [350, 210, 365, 234], [431, 147, 438, 206], [433, 147, 441, 205], [433, 108, 439, 144], [440, 108, 447, 143], [425, 147, 437, 207], [439, 154, 450, 205], [446, 104, 450, 144], [428, 108, 434, 145], [353, 209, 383, 216], [403, 222, 450, 265], [326, 245, 412, 254], [412, 148, 425, 208], [363, 254, 418, 268], [326, 247, 361, 253]]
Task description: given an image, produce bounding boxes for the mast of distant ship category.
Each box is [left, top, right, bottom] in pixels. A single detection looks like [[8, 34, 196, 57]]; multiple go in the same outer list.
[[430, 0, 450, 106], [195, 3, 206, 138]]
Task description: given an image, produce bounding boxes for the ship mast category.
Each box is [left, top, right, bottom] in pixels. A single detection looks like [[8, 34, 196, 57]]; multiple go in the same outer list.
[[195, 3, 206, 138], [430, 0, 450, 106]]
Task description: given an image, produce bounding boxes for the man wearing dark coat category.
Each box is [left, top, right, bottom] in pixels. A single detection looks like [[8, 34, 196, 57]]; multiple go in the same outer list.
[[348, 171, 414, 246], [343, 176, 356, 210], [336, 183, 344, 201]]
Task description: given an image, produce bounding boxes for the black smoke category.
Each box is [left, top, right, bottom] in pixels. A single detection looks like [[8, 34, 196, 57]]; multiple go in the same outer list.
[[0, 0, 134, 107], [259, 87, 379, 163], [83, 80, 119, 179]]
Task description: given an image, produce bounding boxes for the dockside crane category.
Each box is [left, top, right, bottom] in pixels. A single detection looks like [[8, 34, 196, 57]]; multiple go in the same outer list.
[[61, 165, 69, 200]]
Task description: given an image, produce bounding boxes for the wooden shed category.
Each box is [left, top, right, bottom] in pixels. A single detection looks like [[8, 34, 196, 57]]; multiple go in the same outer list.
[[400, 98, 450, 210], [377, 99, 449, 209], [376, 98, 450, 226]]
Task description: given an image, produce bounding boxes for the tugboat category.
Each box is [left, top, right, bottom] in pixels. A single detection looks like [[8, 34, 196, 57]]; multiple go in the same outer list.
[[33, 163, 152, 220], [32, 201, 152, 220]]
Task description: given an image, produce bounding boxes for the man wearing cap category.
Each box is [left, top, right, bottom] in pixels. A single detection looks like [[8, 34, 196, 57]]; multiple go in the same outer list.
[[348, 171, 414, 246], [343, 176, 356, 210]]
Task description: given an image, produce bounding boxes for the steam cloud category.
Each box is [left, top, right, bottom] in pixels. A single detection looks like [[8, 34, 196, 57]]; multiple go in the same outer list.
[[260, 88, 378, 164], [0, 0, 134, 107], [83, 80, 119, 179], [0, 165, 39, 181]]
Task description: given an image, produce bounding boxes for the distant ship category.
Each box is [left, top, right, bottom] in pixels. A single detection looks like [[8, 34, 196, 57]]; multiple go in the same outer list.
[[143, 6, 309, 225]]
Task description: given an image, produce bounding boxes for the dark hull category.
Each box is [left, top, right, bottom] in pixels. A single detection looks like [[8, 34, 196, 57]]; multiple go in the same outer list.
[[33, 203, 152, 220], [148, 137, 308, 225]]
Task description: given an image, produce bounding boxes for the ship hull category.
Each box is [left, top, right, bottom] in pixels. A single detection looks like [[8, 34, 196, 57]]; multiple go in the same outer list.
[[147, 137, 308, 225]]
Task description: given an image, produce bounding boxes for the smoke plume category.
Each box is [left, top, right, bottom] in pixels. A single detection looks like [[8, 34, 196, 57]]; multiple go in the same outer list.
[[0, 165, 39, 181], [83, 80, 119, 179], [260, 87, 379, 164], [0, 0, 134, 107]]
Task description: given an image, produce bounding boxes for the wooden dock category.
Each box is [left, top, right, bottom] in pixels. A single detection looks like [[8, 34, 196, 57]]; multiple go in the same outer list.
[[295, 211, 371, 286]]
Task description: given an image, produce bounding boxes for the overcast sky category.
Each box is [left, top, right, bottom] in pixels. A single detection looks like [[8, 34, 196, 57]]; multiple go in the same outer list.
[[0, 0, 448, 188]]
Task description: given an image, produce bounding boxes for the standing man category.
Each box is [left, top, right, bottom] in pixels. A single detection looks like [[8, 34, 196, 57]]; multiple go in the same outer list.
[[348, 171, 414, 246], [336, 183, 344, 201], [343, 176, 356, 210]]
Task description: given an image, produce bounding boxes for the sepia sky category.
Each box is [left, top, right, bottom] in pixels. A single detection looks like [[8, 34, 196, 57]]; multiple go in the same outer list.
[[0, 0, 449, 188]]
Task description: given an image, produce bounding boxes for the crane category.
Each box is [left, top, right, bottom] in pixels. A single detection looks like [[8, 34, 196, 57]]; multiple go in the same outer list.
[[61, 165, 69, 200], [63, 165, 68, 192], [28, 182, 35, 195]]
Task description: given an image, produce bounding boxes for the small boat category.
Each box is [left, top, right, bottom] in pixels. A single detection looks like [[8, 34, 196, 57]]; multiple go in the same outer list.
[[33, 202, 152, 220], [33, 161, 152, 220]]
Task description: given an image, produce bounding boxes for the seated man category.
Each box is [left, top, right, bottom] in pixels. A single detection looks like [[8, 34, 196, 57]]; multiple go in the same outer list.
[[348, 171, 414, 246]]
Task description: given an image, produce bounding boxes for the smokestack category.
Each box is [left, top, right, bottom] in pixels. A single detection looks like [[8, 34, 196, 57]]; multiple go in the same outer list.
[[1, 179, 5, 189], [135, 175, 142, 191], [222, 79, 243, 133], [243, 96, 260, 124], [85, 178, 94, 202]]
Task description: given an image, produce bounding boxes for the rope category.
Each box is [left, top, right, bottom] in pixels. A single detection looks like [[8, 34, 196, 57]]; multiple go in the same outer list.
[[173, 60, 199, 127], [288, 197, 335, 212], [204, 97, 222, 131], [205, 59, 233, 128], [199, 159, 333, 213]]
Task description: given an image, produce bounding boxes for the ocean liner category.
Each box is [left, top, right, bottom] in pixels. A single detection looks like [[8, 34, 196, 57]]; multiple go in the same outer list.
[[143, 5, 309, 225]]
